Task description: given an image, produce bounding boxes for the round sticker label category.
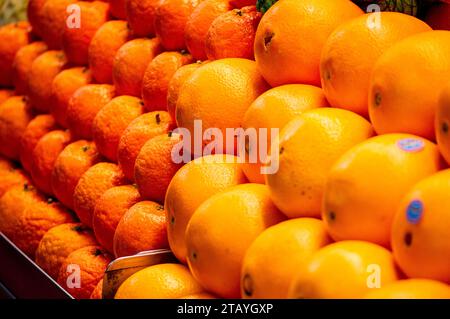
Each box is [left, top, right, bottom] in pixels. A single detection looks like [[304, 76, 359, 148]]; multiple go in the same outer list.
[[397, 138, 425, 153], [406, 200, 423, 224]]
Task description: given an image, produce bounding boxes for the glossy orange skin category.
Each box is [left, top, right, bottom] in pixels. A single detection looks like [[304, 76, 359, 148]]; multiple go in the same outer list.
[[206, 6, 261, 60], [51, 140, 103, 209], [57, 246, 112, 299], [88, 20, 132, 84], [66, 84, 115, 139], [0, 22, 32, 87], [254, 0, 363, 87], [142, 51, 194, 112], [73, 162, 127, 227], [28, 50, 68, 113], [112, 38, 163, 97], [62, 1, 111, 65], [12, 41, 48, 94], [20, 114, 60, 173], [0, 96, 34, 160], [118, 112, 175, 181], [154, 0, 200, 50], [125, 0, 160, 37], [92, 185, 141, 253], [30, 130, 72, 196]]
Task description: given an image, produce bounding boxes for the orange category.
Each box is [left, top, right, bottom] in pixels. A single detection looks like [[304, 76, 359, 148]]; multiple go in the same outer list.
[[254, 0, 363, 87], [241, 218, 331, 299], [88, 20, 132, 84], [185, 183, 286, 298], [39, 0, 76, 49], [50, 67, 93, 127], [92, 185, 141, 253], [242, 84, 329, 183], [118, 111, 175, 181], [392, 169, 450, 283], [57, 246, 112, 299], [73, 162, 126, 227], [51, 140, 102, 209], [0, 89, 13, 104], [167, 61, 204, 121], [125, 0, 159, 37], [266, 108, 374, 219], [320, 12, 431, 117], [436, 83, 450, 165], [30, 130, 72, 195], [115, 263, 203, 299], [154, 0, 200, 50], [134, 133, 184, 203], [0, 96, 34, 160], [66, 84, 115, 139], [110, 0, 126, 19], [27, 0, 47, 38], [113, 38, 162, 97], [35, 223, 98, 279], [62, 1, 110, 65], [369, 31, 450, 140], [365, 279, 450, 299], [425, 2, 450, 30], [0, 164, 30, 198], [288, 241, 399, 299], [92, 96, 144, 161], [0, 183, 45, 244], [323, 134, 444, 248], [184, 0, 232, 60], [12, 41, 48, 94], [28, 50, 68, 113], [176, 58, 269, 156], [20, 114, 60, 173], [90, 279, 103, 299], [113, 200, 169, 258], [205, 5, 261, 60], [142, 51, 194, 112], [165, 154, 247, 263], [13, 198, 76, 258], [0, 22, 32, 87]]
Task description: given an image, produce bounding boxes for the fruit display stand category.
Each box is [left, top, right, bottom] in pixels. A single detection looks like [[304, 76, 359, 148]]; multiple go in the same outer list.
[[0, 231, 177, 299], [0, 233, 72, 299]]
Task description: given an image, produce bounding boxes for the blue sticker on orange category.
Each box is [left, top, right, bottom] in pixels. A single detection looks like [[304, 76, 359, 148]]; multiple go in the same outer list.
[[397, 138, 425, 153], [406, 200, 423, 224]]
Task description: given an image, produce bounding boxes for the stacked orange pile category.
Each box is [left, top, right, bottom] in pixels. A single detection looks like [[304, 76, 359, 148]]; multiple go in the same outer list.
[[0, 0, 449, 299]]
